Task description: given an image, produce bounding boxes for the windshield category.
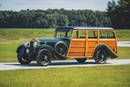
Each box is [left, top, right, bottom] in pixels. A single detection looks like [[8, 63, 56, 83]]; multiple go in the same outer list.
[[55, 30, 72, 38]]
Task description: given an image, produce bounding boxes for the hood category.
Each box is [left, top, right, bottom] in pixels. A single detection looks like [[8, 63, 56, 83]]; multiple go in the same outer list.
[[35, 38, 61, 43], [31, 38, 70, 51], [34, 37, 70, 43]]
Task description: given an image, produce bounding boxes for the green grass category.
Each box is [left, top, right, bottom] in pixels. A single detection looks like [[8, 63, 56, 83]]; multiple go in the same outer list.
[[0, 29, 130, 41], [0, 65, 130, 87], [118, 47, 130, 59], [0, 29, 54, 41], [0, 44, 18, 62], [116, 30, 130, 41]]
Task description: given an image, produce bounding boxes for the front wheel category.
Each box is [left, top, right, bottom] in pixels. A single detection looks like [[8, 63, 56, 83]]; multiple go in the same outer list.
[[36, 49, 52, 66], [94, 50, 108, 64], [17, 53, 31, 64], [76, 58, 87, 63]]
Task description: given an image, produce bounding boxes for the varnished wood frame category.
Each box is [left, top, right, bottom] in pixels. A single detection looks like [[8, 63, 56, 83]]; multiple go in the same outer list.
[[66, 29, 118, 58]]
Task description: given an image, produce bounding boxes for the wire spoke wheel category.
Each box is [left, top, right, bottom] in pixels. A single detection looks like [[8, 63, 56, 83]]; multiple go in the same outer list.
[[17, 53, 31, 64], [95, 50, 108, 64], [37, 49, 52, 66]]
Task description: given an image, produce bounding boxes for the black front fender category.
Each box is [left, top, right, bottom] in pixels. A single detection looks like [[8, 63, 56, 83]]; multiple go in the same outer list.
[[37, 44, 67, 59], [37, 44, 54, 53], [16, 44, 25, 54]]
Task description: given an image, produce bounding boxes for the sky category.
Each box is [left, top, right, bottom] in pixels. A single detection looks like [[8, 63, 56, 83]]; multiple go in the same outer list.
[[0, 0, 118, 11]]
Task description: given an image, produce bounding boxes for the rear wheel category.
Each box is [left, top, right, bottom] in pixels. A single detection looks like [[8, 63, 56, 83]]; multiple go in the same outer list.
[[95, 50, 108, 64], [76, 58, 87, 63], [36, 49, 52, 66], [17, 53, 31, 64]]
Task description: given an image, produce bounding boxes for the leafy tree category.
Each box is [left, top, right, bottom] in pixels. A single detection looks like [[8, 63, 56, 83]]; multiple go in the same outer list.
[[0, 9, 111, 28], [107, 0, 130, 29]]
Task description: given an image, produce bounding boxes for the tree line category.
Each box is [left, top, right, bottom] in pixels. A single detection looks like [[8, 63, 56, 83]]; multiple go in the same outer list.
[[0, 0, 129, 29], [0, 9, 111, 28], [107, 0, 130, 29]]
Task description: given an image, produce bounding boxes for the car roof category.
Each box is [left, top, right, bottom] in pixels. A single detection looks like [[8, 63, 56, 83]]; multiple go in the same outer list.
[[56, 26, 113, 31]]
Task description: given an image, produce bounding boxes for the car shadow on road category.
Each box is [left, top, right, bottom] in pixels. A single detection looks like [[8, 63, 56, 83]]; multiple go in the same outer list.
[[4, 61, 111, 67]]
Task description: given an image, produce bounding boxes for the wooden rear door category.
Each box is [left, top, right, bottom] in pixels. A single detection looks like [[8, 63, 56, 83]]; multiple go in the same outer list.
[[86, 30, 99, 57], [67, 30, 86, 58]]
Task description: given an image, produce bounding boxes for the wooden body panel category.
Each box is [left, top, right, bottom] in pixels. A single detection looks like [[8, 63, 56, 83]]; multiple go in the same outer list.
[[67, 39, 86, 57], [67, 30, 118, 58], [87, 39, 98, 57]]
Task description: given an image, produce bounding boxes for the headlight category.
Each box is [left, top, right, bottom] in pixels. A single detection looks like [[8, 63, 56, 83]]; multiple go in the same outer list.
[[24, 41, 29, 47], [33, 41, 38, 48]]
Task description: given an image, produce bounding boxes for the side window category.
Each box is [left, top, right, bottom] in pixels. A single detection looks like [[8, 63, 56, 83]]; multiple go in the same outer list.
[[67, 31, 72, 38], [107, 31, 115, 38], [88, 31, 98, 39], [56, 31, 65, 37], [99, 31, 115, 39], [73, 30, 86, 38]]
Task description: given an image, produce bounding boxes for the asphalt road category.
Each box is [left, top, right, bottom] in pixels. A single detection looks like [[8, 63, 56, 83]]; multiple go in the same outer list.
[[0, 59, 130, 71], [118, 41, 130, 47]]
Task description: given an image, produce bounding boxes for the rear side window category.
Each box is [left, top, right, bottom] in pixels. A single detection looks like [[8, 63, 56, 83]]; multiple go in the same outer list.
[[88, 31, 98, 39], [99, 31, 115, 39], [73, 30, 86, 38]]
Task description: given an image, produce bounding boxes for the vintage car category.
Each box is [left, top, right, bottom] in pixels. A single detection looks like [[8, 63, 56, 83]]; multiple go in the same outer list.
[[16, 26, 118, 66]]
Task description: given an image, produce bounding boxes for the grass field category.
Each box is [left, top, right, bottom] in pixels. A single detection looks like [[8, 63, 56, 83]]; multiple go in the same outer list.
[[116, 30, 130, 41], [0, 29, 54, 42], [0, 29, 130, 87], [0, 29, 130, 41], [0, 65, 130, 87], [0, 29, 130, 62]]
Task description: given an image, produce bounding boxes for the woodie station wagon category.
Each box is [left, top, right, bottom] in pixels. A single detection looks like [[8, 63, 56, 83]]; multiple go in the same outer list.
[[16, 26, 118, 66]]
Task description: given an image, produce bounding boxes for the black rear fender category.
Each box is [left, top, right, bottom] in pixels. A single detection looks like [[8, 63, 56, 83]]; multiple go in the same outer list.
[[94, 44, 118, 58]]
